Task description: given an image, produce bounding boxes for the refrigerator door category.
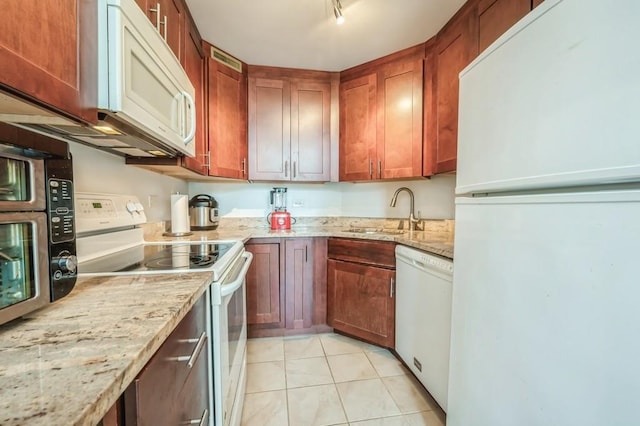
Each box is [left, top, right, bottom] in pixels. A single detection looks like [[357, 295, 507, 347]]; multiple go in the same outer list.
[[456, 0, 640, 195], [448, 189, 640, 426]]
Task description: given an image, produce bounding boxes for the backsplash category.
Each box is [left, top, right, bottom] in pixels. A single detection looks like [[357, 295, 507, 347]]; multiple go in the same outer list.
[[189, 175, 456, 219]]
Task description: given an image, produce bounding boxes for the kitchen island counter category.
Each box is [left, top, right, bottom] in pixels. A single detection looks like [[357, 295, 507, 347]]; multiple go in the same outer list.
[[0, 271, 213, 426]]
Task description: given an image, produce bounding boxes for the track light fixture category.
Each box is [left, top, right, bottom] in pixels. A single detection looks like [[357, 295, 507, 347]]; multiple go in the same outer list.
[[332, 0, 345, 25]]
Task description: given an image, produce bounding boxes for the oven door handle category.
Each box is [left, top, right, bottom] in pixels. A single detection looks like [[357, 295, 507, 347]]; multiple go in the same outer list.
[[220, 252, 253, 298]]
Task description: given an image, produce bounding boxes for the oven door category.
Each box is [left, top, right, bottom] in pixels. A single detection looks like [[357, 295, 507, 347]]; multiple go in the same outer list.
[[0, 150, 46, 211], [0, 213, 50, 325], [210, 251, 253, 426]]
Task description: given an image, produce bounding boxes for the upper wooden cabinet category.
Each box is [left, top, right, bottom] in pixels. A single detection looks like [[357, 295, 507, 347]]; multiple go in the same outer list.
[[248, 67, 333, 182], [478, 0, 531, 53], [339, 45, 424, 181], [182, 19, 207, 175], [206, 44, 248, 179], [0, 0, 97, 123], [433, 4, 479, 174], [532, 0, 545, 8], [339, 74, 377, 181], [134, 0, 184, 62], [377, 59, 423, 179]]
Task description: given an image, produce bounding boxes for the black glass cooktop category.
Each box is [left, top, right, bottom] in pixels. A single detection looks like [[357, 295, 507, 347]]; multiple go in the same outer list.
[[79, 242, 235, 275]]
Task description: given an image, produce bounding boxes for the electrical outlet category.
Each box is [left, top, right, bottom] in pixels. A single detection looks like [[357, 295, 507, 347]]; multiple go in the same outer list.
[[293, 200, 304, 207]]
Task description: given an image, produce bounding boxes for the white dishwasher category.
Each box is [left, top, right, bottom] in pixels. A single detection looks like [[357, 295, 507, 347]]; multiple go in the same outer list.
[[395, 245, 453, 412]]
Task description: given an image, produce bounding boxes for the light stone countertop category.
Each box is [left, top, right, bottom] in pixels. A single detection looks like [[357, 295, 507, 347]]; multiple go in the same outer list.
[[146, 217, 455, 259], [0, 272, 213, 426], [0, 217, 453, 425]]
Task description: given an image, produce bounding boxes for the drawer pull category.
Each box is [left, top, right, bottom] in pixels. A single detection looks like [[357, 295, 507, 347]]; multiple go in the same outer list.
[[173, 332, 207, 367], [187, 331, 207, 368], [182, 408, 208, 425]]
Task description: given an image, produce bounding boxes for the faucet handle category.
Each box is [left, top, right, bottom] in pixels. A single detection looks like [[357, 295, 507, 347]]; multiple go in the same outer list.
[[410, 210, 422, 231]]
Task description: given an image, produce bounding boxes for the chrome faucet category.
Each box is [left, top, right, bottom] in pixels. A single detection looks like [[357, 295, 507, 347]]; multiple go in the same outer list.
[[390, 187, 421, 231]]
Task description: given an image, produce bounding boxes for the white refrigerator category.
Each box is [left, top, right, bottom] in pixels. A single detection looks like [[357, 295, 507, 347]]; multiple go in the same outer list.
[[449, 0, 640, 425]]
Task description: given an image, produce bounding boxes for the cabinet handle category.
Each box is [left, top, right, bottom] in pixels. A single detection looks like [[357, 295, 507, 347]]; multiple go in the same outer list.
[[284, 160, 289, 178], [241, 158, 246, 176], [183, 408, 208, 425], [160, 15, 168, 41], [378, 160, 382, 179], [390, 277, 395, 298], [172, 332, 207, 367], [293, 161, 297, 178], [305, 245, 308, 262], [369, 159, 373, 178], [187, 331, 207, 368], [149, 3, 161, 31], [205, 152, 211, 169]]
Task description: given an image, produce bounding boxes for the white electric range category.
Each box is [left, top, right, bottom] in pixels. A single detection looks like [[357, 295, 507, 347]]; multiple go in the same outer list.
[[75, 192, 251, 426]]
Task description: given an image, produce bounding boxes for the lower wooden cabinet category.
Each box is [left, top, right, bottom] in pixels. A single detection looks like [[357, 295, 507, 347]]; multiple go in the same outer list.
[[122, 295, 209, 425], [327, 238, 396, 348], [246, 239, 284, 329], [245, 237, 328, 337]]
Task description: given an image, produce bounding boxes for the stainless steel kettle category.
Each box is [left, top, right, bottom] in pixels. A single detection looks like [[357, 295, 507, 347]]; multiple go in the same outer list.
[[189, 194, 219, 230]]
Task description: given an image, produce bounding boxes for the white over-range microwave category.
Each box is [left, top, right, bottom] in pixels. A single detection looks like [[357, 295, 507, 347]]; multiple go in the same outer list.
[[0, 0, 196, 158], [95, 0, 196, 157]]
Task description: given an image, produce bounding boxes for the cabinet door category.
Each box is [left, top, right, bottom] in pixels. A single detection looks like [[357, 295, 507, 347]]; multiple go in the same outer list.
[[478, 0, 531, 53], [435, 6, 478, 173], [143, 0, 183, 61], [290, 81, 331, 181], [285, 239, 314, 329], [339, 74, 377, 181], [182, 23, 207, 175], [423, 39, 438, 177], [248, 77, 291, 180], [160, 0, 184, 62], [0, 0, 96, 123], [532, 0, 545, 8], [327, 259, 395, 348], [245, 243, 283, 327], [208, 58, 248, 179], [377, 60, 423, 179]]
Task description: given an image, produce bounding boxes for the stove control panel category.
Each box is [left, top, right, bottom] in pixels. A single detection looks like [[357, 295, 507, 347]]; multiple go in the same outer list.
[[75, 192, 147, 234]]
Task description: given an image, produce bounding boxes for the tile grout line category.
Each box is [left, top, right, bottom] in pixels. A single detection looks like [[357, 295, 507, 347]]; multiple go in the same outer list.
[[320, 335, 352, 424]]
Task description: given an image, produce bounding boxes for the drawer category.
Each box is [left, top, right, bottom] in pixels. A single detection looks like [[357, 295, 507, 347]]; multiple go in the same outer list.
[[328, 238, 396, 268], [175, 341, 210, 425], [124, 295, 208, 425]]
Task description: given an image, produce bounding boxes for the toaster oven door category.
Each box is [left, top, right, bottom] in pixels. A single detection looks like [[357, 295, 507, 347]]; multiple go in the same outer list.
[[0, 150, 46, 211], [0, 213, 50, 325]]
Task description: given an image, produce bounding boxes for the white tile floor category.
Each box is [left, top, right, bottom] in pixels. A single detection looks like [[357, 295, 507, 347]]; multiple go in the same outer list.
[[241, 333, 446, 426]]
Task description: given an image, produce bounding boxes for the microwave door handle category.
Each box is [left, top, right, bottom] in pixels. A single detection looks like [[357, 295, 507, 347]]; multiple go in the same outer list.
[[182, 91, 196, 144]]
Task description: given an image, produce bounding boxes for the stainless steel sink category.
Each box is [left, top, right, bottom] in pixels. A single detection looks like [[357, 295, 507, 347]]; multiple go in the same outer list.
[[344, 228, 405, 235]]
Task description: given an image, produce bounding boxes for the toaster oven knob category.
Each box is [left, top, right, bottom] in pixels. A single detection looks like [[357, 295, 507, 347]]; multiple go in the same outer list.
[[58, 254, 78, 274]]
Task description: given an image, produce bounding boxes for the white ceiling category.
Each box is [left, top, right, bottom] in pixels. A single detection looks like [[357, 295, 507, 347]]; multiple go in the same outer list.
[[185, 0, 466, 71]]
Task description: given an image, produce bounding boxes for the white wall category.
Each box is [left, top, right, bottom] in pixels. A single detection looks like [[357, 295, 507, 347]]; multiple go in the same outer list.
[[189, 174, 456, 219], [69, 142, 188, 222]]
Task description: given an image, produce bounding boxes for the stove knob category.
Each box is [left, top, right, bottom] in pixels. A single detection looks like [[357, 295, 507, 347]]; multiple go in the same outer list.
[[58, 254, 78, 274]]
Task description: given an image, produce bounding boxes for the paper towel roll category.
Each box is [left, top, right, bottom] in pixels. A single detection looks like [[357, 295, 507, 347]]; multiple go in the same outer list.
[[170, 194, 190, 234]]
